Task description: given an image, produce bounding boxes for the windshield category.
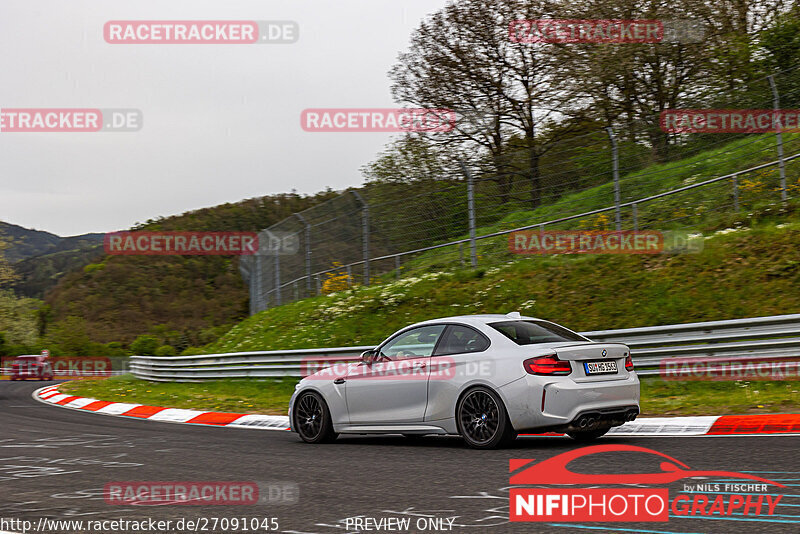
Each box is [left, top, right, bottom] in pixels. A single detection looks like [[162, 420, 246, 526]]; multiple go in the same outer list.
[[489, 320, 587, 345]]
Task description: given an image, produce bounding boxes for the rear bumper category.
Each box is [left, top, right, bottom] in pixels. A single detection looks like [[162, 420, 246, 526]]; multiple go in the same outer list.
[[500, 372, 640, 432]]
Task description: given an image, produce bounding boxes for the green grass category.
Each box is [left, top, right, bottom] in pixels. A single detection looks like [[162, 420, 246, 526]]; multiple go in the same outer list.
[[640, 379, 800, 416], [395, 132, 800, 276], [205, 222, 800, 354], [59, 374, 296, 415], [58, 375, 800, 418]]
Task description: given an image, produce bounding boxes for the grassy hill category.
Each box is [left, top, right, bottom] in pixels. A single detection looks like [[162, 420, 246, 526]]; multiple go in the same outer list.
[[31, 131, 800, 352], [41, 191, 337, 349], [0, 221, 103, 263], [208, 222, 800, 353]]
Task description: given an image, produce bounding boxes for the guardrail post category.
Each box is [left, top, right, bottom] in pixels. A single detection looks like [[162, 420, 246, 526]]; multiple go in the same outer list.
[[458, 159, 478, 268], [295, 213, 312, 296], [768, 75, 788, 202], [315, 274, 321, 294], [459, 243, 465, 267], [395, 255, 401, 279], [733, 175, 739, 212], [632, 202, 639, 231], [351, 191, 370, 285], [606, 127, 622, 231]]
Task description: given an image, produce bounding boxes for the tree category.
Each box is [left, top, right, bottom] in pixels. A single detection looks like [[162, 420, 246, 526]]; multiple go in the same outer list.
[[389, 0, 585, 207], [45, 315, 92, 356], [130, 335, 159, 356], [0, 234, 17, 288]]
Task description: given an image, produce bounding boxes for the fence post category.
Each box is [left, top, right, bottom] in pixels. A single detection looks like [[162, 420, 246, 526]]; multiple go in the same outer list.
[[274, 252, 281, 306], [632, 202, 639, 231], [458, 160, 478, 267], [767, 75, 788, 202], [295, 213, 312, 296], [240, 256, 255, 315], [606, 127, 622, 231], [255, 255, 263, 313], [733, 175, 739, 212], [351, 191, 370, 285]]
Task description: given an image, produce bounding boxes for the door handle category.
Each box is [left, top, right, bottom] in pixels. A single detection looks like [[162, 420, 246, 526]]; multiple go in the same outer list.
[[333, 378, 346, 384], [413, 362, 426, 369]]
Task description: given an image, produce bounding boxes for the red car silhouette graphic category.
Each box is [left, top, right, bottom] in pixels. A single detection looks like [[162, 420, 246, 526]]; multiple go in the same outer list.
[[509, 444, 785, 487]]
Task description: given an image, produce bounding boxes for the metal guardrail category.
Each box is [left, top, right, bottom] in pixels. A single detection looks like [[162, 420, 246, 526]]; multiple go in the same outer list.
[[129, 314, 800, 381]]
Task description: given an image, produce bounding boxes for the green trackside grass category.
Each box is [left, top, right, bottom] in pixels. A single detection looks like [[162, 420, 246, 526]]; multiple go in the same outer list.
[[59, 374, 298, 416], [58, 374, 800, 418], [639, 378, 800, 416]]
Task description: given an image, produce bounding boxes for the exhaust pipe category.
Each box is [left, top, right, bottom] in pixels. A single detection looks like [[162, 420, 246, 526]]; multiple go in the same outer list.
[[585, 417, 597, 428], [577, 416, 588, 429]]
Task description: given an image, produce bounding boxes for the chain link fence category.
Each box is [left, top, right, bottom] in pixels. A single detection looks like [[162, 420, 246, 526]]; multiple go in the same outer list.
[[241, 68, 800, 314]]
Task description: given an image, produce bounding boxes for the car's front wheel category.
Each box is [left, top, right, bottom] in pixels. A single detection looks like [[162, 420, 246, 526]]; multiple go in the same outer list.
[[293, 391, 338, 444], [457, 387, 516, 449]]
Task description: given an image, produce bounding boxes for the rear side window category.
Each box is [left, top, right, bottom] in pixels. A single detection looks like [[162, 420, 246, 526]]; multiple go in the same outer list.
[[434, 325, 490, 356], [489, 320, 587, 345]]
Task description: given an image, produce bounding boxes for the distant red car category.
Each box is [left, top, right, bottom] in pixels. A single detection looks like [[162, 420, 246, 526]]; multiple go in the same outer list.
[[10, 355, 54, 381]]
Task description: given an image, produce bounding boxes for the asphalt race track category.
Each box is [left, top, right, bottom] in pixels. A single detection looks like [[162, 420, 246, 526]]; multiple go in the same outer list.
[[1, 380, 798, 534]]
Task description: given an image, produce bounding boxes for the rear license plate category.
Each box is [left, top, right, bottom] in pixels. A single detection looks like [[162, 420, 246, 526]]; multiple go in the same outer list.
[[584, 360, 618, 375]]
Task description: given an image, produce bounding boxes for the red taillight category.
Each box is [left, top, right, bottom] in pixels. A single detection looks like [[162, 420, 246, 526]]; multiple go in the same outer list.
[[625, 354, 634, 371], [524, 354, 572, 376]]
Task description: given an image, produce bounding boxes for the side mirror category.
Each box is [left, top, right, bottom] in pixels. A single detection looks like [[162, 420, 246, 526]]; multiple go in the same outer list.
[[361, 349, 376, 365]]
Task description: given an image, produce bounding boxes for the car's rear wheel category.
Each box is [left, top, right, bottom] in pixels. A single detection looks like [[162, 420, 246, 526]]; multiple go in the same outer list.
[[294, 391, 337, 444], [457, 387, 516, 449], [567, 428, 610, 442]]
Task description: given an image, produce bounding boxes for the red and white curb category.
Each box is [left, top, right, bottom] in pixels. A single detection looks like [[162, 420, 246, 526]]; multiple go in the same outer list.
[[34, 385, 800, 436], [34, 385, 290, 430]]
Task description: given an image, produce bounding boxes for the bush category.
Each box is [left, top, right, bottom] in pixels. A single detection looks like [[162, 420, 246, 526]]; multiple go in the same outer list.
[[130, 335, 159, 356], [104, 342, 129, 357], [155, 344, 177, 357]]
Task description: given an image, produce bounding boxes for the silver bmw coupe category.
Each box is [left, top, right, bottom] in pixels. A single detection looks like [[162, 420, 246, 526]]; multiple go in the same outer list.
[[289, 313, 640, 449]]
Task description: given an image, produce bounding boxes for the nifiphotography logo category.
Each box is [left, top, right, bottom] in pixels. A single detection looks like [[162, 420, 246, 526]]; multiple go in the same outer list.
[[509, 444, 785, 523]]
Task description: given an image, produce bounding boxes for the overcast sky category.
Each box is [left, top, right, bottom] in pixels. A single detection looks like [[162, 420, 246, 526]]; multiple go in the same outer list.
[[0, 0, 449, 236]]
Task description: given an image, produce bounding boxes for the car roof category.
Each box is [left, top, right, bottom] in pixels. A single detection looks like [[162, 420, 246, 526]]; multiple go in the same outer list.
[[410, 313, 543, 328]]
